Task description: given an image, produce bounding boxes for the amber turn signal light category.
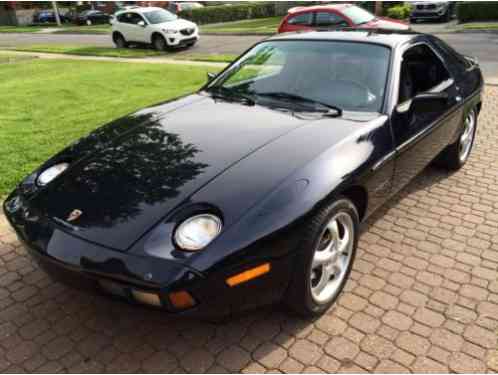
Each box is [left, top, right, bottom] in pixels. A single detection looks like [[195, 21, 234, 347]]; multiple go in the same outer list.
[[169, 290, 196, 310], [226, 263, 271, 287]]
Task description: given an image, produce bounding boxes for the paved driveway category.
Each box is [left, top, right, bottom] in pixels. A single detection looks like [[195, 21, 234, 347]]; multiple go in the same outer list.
[[0, 87, 497, 373]]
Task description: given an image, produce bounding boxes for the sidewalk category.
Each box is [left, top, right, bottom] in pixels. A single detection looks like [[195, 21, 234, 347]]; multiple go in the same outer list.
[[0, 49, 227, 68]]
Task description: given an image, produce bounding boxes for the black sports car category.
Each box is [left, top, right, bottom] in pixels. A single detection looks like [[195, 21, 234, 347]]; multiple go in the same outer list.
[[4, 30, 483, 318]]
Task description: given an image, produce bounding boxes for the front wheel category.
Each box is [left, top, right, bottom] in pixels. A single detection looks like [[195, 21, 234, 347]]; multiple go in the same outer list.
[[113, 33, 128, 49], [153, 34, 168, 51], [285, 198, 359, 317], [436, 108, 477, 170]]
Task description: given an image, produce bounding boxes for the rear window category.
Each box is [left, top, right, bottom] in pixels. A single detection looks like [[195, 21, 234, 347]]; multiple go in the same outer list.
[[342, 5, 375, 25]]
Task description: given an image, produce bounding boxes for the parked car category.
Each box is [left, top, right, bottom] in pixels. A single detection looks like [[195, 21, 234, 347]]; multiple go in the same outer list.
[[167, 2, 204, 14], [278, 3, 409, 33], [74, 9, 111, 25], [112, 7, 199, 50], [410, 1, 455, 22], [33, 10, 68, 24], [4, 29, 483, 318]]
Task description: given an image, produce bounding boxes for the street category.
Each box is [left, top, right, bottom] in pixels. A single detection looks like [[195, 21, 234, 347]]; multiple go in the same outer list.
[[1, 31, 497, 80]]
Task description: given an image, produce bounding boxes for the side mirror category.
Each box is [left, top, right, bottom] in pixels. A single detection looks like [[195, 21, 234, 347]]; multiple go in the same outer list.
[[138, 20, 146, 27], [396, 91, 448, 114], [207, 72, 216, 82]]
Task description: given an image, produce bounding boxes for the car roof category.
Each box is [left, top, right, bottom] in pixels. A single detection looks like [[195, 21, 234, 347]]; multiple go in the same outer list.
[[268, 29, 421, 48], [115, 6, 165, 15], [288, 3, 354, 14]]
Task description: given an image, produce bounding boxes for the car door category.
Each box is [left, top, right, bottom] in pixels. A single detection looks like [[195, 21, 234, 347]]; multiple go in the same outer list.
[[120, 12, 147, 42], [390, 41, 463, 193], [313, 11, 350, 29]]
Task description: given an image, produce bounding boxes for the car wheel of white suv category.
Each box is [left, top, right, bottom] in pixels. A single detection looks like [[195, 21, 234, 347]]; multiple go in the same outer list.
[[113, 32, 128, 49], [152, 34, 168, 51]]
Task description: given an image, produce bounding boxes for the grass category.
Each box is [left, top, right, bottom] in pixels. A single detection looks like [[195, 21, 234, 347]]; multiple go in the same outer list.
[[201, 16, 280, 34], [461, 22, 498, 30], [9, 45, 236, 63], [173, 53, 236, 63], [0, 52, 37, 64], [0, 26, 45, 33], [13, 44, 163, 58], [0, 58, 220, 198], [53, 24, 111, 34]]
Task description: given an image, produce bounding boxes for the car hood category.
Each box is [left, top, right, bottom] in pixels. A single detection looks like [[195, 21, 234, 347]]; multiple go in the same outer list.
[[32, 95, 317, 251]]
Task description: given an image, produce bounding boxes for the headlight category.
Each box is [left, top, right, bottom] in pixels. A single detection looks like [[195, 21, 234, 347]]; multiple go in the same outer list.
[[37, 163, 69, 186], [163, 29, 177, 34], [174, 214, 222, 251]]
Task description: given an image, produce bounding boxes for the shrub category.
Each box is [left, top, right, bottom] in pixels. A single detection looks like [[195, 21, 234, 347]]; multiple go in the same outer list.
[[386, 4, 412, 20], [178, 2, 275, 25], [457, 2, 498, 22]]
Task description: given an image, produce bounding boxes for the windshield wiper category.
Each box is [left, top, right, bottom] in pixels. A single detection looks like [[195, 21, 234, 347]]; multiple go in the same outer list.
[[256, 92, 342, 117], [206, 87, 255, 106]]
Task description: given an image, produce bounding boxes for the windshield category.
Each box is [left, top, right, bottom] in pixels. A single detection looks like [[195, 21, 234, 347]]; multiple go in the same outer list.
[[206, 40, 390, 112], [342, 5, 375, 25], [143, 9, 177, 24]]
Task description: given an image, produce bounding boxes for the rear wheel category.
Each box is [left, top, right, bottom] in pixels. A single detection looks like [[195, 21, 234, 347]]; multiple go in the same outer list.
[[436, 108, 477, 170], [285, 198, 359, 317], [153, 34, 168, 51], [113, 33, 128, 49]]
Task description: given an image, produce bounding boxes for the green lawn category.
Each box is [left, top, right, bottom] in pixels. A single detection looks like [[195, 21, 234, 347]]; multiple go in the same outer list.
[[13, 44, 163, 58], [173, 53, 236, 63], [53, 24, 111, 34], [0, 58, 219, 198], [461, 22, 498, 30], [201, 16, 281, 34], [0, 26, 45, 33]]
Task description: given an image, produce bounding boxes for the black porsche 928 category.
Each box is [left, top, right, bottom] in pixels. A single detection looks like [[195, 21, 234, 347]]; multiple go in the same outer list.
[[4, 30, 483, 318]]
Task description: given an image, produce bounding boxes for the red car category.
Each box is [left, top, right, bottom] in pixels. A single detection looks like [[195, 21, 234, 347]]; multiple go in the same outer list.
[[278, 3, 409, 33]]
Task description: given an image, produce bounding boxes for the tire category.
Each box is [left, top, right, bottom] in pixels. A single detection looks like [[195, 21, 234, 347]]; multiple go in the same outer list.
[[152, 34, 168, 51], [284, 197, 359, 317], [113, 33, 128, 49], [435, 108, 477, 170]]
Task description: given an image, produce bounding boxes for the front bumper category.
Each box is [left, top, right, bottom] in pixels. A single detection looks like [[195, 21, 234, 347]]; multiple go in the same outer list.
[[3, 192, 293, 318], [165, 33, 199, 47]]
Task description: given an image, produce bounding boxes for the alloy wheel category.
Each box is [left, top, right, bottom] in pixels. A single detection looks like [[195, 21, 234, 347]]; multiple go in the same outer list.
[[459, 109, 476, 163], [310, 211, 354, 304]]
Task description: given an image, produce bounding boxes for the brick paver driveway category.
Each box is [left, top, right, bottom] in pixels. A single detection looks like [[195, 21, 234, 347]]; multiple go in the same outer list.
[[0, 86, 497, 373]]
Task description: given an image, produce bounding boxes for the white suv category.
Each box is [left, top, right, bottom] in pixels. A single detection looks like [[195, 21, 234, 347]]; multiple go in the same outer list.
[[111, 7, 199, 51]]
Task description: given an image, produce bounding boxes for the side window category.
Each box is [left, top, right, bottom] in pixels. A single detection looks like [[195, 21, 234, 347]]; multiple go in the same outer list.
[[117, 12, 132, 23], [119, 12, 143, 25], [315, 12, 348, 27], [398, 44, 450, 103], [130, 13, 145, 25], [287, 13, 312, 26]]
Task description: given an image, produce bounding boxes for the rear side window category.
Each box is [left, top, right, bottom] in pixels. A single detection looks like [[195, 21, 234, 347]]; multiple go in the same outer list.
[[118, 12, 143, 25], [287, 12, 312, 26], [315, 11, 349, 27]]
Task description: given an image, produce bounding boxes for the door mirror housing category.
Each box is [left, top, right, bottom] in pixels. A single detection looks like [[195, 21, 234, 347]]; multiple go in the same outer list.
[[396, 91, 448, 114], [137, 20, 146, 27]]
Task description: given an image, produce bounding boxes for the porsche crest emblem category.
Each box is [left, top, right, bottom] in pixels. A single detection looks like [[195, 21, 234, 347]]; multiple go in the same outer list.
[[67, 209, 83, 222]]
